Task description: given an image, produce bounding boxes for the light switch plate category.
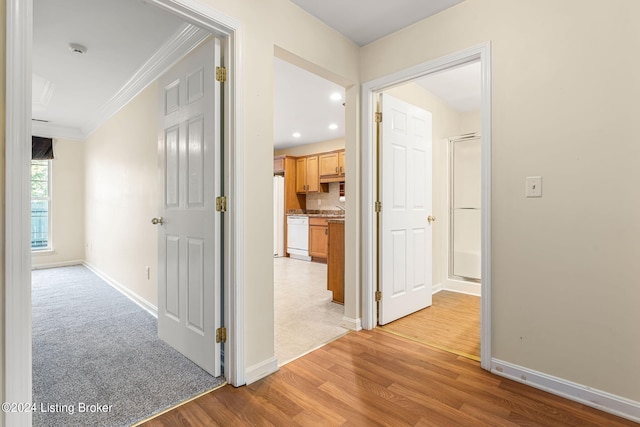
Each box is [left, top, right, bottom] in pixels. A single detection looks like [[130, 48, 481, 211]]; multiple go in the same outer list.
[[526, 176, 542, 198]]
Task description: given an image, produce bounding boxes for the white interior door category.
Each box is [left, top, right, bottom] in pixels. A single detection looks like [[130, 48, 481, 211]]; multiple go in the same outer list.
[[156, 36, 221, 376], [379, 93, 433, 325]]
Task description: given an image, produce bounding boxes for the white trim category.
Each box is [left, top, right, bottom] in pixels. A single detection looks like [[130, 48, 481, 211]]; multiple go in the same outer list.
[[479, 45, 492, 371], [340, 316, 362, 331], [245, 357, 279, 385], [31, 121, 85, 140], [6, 4, 245, 423], [361, 43, 492, 372], [83, 262, 159, 318], [491, 358, 640, 424], [442, 279, 481, 296], [31, 259, 83, 270], [5, 0, 34, 426], [431, 282, 443, 294], [82, 23, 210, 138]]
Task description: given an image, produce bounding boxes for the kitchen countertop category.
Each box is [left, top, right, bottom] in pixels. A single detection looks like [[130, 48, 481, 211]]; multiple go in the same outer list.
[[286, 209, 344, 218]]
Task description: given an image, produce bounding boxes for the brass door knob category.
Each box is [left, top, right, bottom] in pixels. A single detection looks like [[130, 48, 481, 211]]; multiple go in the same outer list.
[[151, 217, 164, 225], [427, 215, 436, 225]]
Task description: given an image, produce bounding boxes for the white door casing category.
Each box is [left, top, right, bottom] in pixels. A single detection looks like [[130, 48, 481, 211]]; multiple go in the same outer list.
[[157, 36, 221, 376], [378, 93, 433, 325]]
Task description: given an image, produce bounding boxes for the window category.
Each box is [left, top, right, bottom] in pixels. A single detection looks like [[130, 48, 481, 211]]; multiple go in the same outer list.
[[31, 160, 51, 250]]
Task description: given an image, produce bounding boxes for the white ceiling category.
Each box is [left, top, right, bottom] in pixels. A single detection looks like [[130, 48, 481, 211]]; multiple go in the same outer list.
[[33, 0, 477, 147], [416, 61, 481, 113], [273, 58, 345, 149], [290, 0, 465, 46], [32, 0, 186, 137]]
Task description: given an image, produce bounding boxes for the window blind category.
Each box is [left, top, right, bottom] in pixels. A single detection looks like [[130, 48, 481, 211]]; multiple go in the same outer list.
[[32, 136, 54, 160]]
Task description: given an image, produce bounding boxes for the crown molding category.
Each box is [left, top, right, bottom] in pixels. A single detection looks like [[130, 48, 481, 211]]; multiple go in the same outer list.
[[81, 23, 210, 138], [32, 121, 86, 140]]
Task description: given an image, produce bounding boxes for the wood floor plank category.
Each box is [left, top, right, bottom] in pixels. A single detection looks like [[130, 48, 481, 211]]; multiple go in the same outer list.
[[380, 290, 480, 359], [140, 329, 638, 427]]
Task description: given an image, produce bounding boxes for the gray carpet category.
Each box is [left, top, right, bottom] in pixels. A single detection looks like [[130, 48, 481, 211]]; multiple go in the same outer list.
[[32, 265, 225, 427]]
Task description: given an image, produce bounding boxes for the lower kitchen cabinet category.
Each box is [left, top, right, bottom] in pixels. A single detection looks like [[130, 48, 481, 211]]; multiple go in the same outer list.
[[309, 217, 328, 259], [327, 221, 344, 304]]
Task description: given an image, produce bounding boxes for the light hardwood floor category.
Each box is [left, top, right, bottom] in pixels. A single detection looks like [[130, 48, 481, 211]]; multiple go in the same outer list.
[[380, 290, 480, 360], [141, 329, 636, 426]]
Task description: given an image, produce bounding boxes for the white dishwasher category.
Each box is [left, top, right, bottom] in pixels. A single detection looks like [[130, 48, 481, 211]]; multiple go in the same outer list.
[[287, 215, 311, 261]]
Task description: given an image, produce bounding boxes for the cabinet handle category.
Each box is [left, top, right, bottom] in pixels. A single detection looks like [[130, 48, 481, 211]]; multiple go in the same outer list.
[[340, 166, 343, 174], [325, 228, 328, 235], [335, 166, 338, 173]]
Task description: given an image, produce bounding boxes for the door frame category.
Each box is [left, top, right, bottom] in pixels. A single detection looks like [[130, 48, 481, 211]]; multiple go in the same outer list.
[[5, 0, 245, 423], [361, 43, 492, 370]]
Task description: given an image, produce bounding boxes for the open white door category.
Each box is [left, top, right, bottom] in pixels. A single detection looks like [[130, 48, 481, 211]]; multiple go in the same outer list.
[[379, 93, 433, 325], [156, 37, 221, 376]]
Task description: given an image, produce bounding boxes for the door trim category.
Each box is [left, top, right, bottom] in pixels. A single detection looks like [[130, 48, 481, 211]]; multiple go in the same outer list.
[[5, 1, 244, 423], [361, 43, 492, 370]]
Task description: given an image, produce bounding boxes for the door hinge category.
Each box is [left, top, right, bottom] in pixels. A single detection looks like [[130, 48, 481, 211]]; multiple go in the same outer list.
[[216, 196, 227, 212], [216, 66, 227, 83], [374, 112, 382, 123], [216, 327, 227, 343], [375, 291, 382, 302], [374, 201, 382, 213]]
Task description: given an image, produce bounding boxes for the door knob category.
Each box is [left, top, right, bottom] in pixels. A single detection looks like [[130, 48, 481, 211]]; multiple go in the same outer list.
[[151, 217, 164, 225], [427, 215, 436, 225]]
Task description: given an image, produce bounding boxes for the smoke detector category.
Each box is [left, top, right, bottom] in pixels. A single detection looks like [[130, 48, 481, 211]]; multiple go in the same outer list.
[[68, 43, 88, 55]]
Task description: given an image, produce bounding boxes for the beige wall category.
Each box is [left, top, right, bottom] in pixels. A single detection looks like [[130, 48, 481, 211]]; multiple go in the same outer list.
[[460, 109, 481, 135], [363, 0, 640, 401], [32, 139, 85, 268], [84, 83, 159, 306], [0, 0, 5, 418]]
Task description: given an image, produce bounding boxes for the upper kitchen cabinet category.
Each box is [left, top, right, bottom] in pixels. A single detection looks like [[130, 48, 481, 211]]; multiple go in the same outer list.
[[273, 155, 286, 174], [296, 155, 328, 194], [319, 150, 345, 183]]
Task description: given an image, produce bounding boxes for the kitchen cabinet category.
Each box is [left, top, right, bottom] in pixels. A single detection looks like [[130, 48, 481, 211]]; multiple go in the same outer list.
[[319, 150, 345, 183], [309, 217, 329, 260], [296, 155, 327, 194], [327, 221, 344, 304], [273, 155, 285, 174]]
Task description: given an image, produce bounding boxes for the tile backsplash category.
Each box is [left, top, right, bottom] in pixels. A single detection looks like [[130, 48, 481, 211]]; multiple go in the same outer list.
[[306, 182, 345, 210]]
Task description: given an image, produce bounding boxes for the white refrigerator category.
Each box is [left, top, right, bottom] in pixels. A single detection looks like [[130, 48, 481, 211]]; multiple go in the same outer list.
[[273, 175, 285, 257]]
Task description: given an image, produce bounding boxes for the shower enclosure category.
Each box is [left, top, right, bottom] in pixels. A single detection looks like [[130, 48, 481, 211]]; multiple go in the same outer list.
[[449, 133, 481, 283]]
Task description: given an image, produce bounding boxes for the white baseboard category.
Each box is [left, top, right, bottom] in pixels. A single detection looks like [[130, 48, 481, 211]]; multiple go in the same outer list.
[[432, 282, 443, 294], [31, 259, 84, 270], [340, 316, 362, 331], [245, 357, 279, 385], [83, 262, 158, 318], [443, 278, 481, 296], [491, 358, 640, 424]]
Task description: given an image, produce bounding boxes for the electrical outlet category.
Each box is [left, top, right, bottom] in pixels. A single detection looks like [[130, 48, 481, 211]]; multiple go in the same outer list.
[[526, 176, 542, 198], [317, 199, 321, 206]]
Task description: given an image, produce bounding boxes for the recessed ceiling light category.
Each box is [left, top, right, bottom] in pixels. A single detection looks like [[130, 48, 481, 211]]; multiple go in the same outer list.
[[330, 93, 342, 101], [329, 123, 338, 130], [292, 132, 301, 138]]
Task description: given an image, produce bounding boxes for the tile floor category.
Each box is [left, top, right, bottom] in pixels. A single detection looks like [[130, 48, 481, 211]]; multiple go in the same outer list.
[[274, 256, 348, 365]]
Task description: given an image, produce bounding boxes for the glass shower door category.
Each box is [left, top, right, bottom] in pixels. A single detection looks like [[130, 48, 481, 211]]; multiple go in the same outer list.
[[450, 135, 481, 281]]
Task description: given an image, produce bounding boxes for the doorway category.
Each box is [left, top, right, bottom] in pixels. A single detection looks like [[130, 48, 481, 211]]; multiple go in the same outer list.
[[361, 44, 492, 369], [5, 0, 243, 421], [272, 55, 348, 365]]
